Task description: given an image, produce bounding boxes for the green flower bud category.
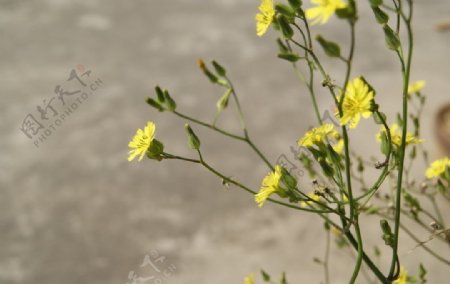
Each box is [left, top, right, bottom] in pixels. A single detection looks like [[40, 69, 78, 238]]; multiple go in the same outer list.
[[316, 35, 341, 58], [383, 25, 401, 50], [380, 219, 394, 247], [372, 7, 389, 24], [163, 90, 177, 112], [211, 60, 226, 77], [146, 97, 164, 112], [373, 111, 387, 125], [288, 0, 302, 9], [278, 53, 301, 62], [277, 15, 294, 39], [369, 0, 383, 7], [217, 88, 232, 112], [261, 270, 271, 282], [184, 123, 201, 150], [197, 58, 218, 83], [275, 4, 295, 19], [146, 139, 164, 161], [276, 38, 289, 53], [280, 166, 297, 190], [155, 86, 165, 103]]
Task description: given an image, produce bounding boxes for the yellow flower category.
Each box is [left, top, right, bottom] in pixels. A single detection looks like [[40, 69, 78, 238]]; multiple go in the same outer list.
[[128, 121, 156, 162], [425, 157, 450, 179], [300, 192, 321, 208], [377, 123, 422, 147], [407, 80, 426, 95], [244, 273, 254, 284], [298, 123, 339, 147], [305, 0, 347, 25], [256, 0, 275, 36], [392, 266, 407, 284], [330, 226, 342, 237], [255, 165, 283, 207], [338, 77, 374, 128]]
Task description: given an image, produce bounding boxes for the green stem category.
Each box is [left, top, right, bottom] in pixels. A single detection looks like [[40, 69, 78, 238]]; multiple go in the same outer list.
[[174, 111, 245, 141], [388, 2, 414, 279]]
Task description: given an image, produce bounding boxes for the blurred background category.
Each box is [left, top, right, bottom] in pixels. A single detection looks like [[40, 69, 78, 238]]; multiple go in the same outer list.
[[1, 0, 449, 283]]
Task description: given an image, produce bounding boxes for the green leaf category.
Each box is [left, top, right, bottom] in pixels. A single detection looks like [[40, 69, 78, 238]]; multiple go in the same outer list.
[[316, 35, 341, 58]]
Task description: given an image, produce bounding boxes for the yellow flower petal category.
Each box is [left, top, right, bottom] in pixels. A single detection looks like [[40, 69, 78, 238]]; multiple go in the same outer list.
[[244, 273, 254, 284], [297, 123, 338, 147], [300, 192, 321, 208], [392, 266, 408, 284], [256, 0, 275, 36], [376, 123, 422, 147], [425, 157, 450, 179], [128, 121, 156, 162], [305, 0, 347, 25], [255, 165, 283, 207], [338, 77, 374, 129], [407, 80, 426, 95]]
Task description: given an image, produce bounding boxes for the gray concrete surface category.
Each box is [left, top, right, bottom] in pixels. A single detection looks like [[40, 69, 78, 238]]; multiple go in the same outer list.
[[1, 0, 450, 283]]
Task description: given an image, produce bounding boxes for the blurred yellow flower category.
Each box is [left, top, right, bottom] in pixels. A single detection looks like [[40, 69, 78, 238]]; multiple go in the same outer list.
[[256, 0, 275, 36], [300, 192, 321, 208], [339, 77, 374, 128], [425, 157, 450, 179], [392, 266, 407, 284], [407, 80, 426, 95], [332, 138, 344, 154], [128, 121, 156, 162], [244, 273, 254, 284], [306, 0, 347, 25], [298, 123, 339, 147], [255, 165, 283, 207], [376, 123, 422, 147]]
